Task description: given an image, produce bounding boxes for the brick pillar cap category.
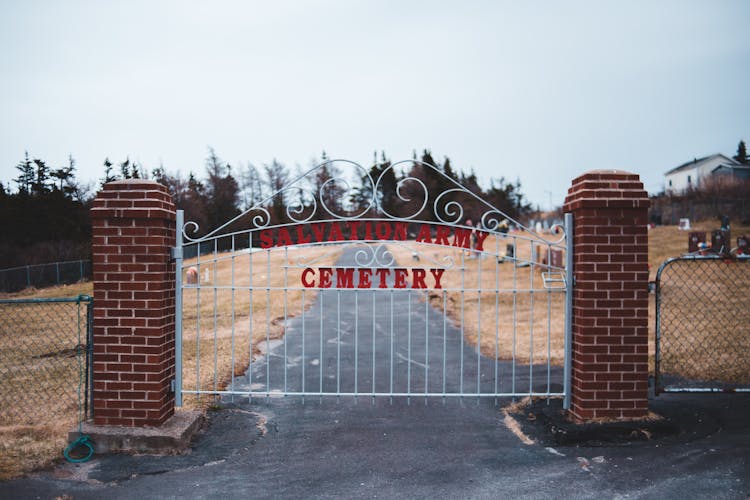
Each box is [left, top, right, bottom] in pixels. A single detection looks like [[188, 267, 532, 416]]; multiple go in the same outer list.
[[101, 179, 169, 191], [92, 180, 175, 220], [564, 169, 649, 211]]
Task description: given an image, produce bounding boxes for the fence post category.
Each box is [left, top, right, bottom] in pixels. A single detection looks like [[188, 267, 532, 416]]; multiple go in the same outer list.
[[91, 180, 176, 427], [563, 170, 650, 421]]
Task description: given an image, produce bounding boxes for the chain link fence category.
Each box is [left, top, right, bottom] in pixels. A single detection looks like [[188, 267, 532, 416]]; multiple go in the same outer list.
[[0, 296, 93, 427], [0, 260, 91, 293], [655, 255, 750, 392]]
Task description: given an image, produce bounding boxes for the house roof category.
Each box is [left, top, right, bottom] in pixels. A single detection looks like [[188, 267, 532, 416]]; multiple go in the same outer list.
[[712, 164, 750, 173], [665, 153, 739, 175]]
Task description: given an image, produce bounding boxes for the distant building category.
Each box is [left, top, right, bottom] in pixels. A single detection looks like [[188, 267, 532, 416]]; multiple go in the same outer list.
[[664, 154, 750, 193]]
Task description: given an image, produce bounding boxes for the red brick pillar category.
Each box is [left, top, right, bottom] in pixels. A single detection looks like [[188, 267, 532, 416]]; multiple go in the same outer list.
[[91, 180, 176, 427], [563, 170, 650, 421]]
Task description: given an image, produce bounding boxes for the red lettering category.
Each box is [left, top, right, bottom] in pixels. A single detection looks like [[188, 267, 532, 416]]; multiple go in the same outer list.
[[296, 225, 312, 244], [347, 221, 360, 240], [311, 223, 325, 242], [430, 269, 445, 289], [364, 221, 373, 241], [319, 267, 333, 288], [394, 222, 407, 241], [475, 230, 489, 252], [412, 268, 427, 289], [358, 269, 372, 288], [435, 226, 451, 245], [375, 222, 391, 240], [277, 227, 292, 247], [259, 229, 273, 249], [394, 268, 408, 288], [328, 222, 344, 242], [453, 228, 472, 249], [415, 224, 432, 244], [336, 268, 354, 288], [301, 268, 315, 288], [375, 268, 390, 288]]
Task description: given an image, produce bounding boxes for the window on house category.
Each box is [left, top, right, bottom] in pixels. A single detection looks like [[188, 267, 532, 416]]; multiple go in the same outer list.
[[687, 175, 692, 184], [668, 180, 672, 187]]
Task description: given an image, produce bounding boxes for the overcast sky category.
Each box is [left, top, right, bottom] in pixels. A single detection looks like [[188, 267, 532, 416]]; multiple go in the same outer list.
[[1, 0, 748, 209]]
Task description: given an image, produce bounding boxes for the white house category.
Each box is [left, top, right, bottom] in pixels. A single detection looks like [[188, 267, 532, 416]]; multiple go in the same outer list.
[[664, 153, 750, 193]]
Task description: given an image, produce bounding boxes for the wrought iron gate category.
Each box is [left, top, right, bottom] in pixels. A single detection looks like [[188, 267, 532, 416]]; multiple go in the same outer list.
[[174, 160, 572, 406]]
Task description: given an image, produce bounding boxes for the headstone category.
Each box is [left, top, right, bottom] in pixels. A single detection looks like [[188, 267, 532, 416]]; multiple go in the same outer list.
[[712, 229, 731, 256], [678, 218, 691, 231], [737, 235, 749, 255], [688, 232, 706, 253]]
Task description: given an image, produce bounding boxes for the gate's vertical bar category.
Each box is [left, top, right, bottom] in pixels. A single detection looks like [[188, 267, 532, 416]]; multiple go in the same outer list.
[[284, 247, 288, 395], [563, 212, 574, 410], [354, 289, 359, 399], [494, 235, 500, 402], [175, 210, 184, 406], [529, 240, 535, 396], [372, 290, 376, 403], [477, 245, 482, 401], [389, 289, 394, 402], [266, 250, 271, 396], [424, 287, 429, 404], [442, 288, 447, 402], [248, 232, 254, 402], [302, 288, 306, 399], [56, 262, 60, 285], [547, 244, 552, 396], [230, 235, 236, 400], [319, 293, 323, 399], [212, 239, 219, 394], [511, 236, 518, 396], [195, 242, 202, 401], [407, 290, 412, 402], [460, 251, 465, 398], [337, 288, 341, 398]]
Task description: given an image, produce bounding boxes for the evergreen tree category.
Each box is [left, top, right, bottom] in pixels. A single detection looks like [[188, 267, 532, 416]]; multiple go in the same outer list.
[[735, 140, 748, 164], [120, 157, 132, 179], [204, 147, 240, 231], [14, 152, 34, 195], [51, 154, 77, 198], [313, 152, 345, 218], [101, 157, 117, 186], [264, 159, 290, 225], [32, 158, 53, 195]]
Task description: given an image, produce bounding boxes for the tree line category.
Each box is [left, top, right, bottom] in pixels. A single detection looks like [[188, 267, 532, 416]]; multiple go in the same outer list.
[[0, 148, 531, 267]]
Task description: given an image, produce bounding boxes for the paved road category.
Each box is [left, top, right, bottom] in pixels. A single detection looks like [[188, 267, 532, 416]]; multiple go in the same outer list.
[[2, 394, 748, 499]]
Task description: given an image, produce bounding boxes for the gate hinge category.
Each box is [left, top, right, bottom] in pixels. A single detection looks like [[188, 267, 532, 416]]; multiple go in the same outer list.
[[170, 247, 183, 261], [170, 379, 176, 393]]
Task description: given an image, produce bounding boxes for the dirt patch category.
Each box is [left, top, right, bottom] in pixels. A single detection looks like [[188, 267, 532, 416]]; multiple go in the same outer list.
[[504, 398, 705, 447]]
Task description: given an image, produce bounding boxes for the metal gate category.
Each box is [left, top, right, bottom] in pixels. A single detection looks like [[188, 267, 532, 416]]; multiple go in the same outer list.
[[655, 255, 750, 393], [174, 160, 572, 406]]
